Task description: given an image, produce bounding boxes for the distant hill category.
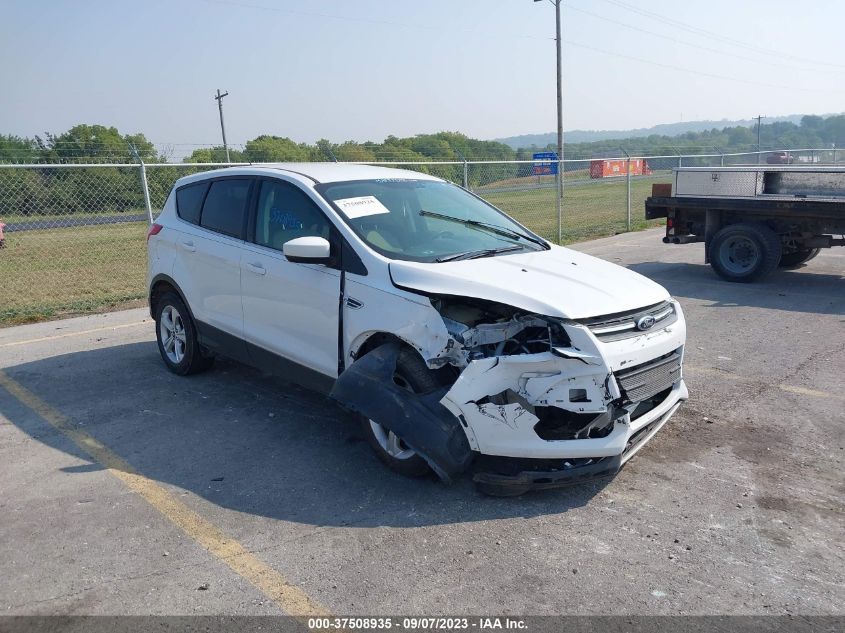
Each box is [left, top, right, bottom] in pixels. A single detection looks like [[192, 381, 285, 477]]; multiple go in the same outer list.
[[495, 115, 810, 149]]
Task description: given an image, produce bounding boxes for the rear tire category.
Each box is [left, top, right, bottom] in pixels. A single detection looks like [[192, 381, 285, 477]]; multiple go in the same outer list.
[[360, 347, 439, 478], [778, 248, 821, 268], [154, 292, 214, 376], [708, 223, 782, 283]]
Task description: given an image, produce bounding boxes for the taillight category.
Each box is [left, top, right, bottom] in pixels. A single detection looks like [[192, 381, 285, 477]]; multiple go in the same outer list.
[[147, 223, 163, 242]]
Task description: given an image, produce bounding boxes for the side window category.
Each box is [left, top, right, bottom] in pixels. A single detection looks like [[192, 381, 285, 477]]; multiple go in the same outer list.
[[254, 180, 332, 250], [175, 181, 208, 225], [199, 179, 251, 238]]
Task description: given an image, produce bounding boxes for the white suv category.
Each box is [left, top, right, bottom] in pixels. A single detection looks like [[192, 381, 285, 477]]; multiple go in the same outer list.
[[147, 164, 687, 495]]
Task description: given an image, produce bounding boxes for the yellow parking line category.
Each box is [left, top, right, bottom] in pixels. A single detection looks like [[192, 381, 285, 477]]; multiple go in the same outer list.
[[778, 384, 844, 400], [0, 369, 329, 617], [0, 321, 149, 349]]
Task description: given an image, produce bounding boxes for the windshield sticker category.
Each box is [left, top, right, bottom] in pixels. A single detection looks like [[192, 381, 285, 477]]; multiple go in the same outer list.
[[334, 195, 391, 218]]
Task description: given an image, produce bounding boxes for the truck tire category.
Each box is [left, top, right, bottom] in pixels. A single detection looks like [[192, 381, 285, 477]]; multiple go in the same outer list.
[[708, 223, 782, 283], [359, 347, 438, 478], [778, 248, 821, 268]]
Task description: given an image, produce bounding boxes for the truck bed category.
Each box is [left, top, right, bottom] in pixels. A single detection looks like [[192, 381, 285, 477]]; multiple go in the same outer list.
[[646, 194, 845, 221]]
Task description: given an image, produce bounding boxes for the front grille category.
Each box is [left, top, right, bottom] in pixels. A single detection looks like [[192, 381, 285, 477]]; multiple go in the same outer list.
[[579, 300, 677, 342], [615, 349, 682, 402]]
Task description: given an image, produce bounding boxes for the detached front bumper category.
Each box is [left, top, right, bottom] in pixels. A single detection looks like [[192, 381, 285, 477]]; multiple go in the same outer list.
[[472, 387, 685, 496], [440, 344, 687, 460]]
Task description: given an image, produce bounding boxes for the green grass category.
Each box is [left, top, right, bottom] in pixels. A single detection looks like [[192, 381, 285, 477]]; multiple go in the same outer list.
[[0, 222, 148, 325], [2, 208, 147, 225], [0, 176, 669, 326], [481, 174, 669, 241]]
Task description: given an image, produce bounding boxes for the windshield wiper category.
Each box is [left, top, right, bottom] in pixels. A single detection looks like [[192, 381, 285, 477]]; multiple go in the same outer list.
[[436, 245, 524, 263], [419, 210, 547, 249]]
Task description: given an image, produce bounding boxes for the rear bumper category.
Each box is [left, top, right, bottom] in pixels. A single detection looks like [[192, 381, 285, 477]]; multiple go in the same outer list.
[[472, 387, 685, 496]]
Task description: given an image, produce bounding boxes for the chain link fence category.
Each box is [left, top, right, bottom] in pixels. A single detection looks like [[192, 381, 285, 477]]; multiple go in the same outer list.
[[1, 149, 842, 324]]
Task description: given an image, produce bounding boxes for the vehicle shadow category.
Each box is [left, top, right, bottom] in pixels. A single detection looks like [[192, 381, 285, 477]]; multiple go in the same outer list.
[[628, 261, 845, 316], [0, 342, 610, 529]]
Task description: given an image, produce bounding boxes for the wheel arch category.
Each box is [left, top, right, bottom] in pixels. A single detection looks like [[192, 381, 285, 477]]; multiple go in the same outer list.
[[350, 331, 420, 363], [349, 330, 459, 391], [149, 274, 195, 323]]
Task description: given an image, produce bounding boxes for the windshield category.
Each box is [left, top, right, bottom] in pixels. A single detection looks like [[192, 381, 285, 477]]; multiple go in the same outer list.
[[315, 179, 548, 263]]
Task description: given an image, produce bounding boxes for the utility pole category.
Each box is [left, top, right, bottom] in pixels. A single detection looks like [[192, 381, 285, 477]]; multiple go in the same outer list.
[[755, 114, 765, 164], [535, 0, 564, 243], [214, 89, 230, 163]]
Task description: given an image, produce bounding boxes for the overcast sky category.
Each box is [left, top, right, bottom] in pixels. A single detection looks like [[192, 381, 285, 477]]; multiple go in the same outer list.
[[2, 0, 843, 150]]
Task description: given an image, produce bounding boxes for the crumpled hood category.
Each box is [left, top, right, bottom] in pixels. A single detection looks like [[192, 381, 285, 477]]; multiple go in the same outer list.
[[389, 245, 670, 320]]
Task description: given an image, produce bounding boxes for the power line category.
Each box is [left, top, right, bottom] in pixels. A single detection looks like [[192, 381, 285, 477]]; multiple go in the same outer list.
[[597, 0, 845, 70], [564, 38, 841, 94], [565, 4, 842, 75], [197, 0, 550, 41], [198, 0, 844, 91]]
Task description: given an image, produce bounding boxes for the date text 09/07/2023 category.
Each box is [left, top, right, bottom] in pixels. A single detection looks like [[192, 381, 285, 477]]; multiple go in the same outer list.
[[307, 617, 528, 630]]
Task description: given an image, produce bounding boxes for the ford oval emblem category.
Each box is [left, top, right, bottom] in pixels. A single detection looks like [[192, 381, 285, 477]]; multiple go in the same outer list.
[[636, 315, 656, 331]]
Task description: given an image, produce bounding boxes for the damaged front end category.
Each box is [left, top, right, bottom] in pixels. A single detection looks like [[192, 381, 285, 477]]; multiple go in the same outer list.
[[431, 295, 622, 445], [334, 293, 687, 495]]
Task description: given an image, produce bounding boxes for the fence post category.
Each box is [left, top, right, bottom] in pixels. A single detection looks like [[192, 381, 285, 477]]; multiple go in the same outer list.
[[139, 161, 154, 225], [556, 159, 563, 244], [463, 160, 468, 189], [129, 143, 154, 224]]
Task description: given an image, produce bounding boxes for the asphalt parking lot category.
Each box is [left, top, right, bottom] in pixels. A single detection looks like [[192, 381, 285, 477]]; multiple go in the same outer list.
[[1, 228, 843, 616]]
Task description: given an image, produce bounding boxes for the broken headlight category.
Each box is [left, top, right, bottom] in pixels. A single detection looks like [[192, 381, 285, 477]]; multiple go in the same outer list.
[[432, 295, 571, 359]]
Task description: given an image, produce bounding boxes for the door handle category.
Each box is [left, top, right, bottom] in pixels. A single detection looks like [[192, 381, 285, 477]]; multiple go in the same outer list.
[[245, 262, 266, 276], [180, 240, 196, 253]]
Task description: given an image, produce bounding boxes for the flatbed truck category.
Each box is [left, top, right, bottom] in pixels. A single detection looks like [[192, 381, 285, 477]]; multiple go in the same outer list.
[[644, 166, 845, 282]]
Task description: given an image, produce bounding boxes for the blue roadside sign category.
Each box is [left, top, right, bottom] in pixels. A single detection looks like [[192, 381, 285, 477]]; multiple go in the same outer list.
[[532, 151, 558, 176]]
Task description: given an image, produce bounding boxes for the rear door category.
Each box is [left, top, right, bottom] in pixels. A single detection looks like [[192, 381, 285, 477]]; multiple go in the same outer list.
[[240, 177, 341, 379], [171, 176, 253, 360]]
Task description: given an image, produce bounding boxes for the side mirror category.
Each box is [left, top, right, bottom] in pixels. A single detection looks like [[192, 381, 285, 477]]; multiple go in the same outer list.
[[283, 236, 332, 265]]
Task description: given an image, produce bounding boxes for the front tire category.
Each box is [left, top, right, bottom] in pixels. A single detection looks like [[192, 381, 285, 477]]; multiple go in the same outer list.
[[154, 292, 214, 375], [360, 347, 440, 478], [708, 223, 782, 282]]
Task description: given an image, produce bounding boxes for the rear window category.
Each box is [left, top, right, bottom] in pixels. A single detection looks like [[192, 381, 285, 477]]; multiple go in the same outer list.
[[199, 179, 251, 238], [175, 181, 208, 225]]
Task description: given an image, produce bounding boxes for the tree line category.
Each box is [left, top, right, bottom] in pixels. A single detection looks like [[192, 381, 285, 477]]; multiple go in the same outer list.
[[550, 114, 845, 161], [1, 116, 843, 218], [3, 115, 844, 166]]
